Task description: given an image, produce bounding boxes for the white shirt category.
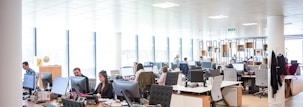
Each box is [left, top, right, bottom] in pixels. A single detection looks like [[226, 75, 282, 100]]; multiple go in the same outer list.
[[134, 69, 145, 81]]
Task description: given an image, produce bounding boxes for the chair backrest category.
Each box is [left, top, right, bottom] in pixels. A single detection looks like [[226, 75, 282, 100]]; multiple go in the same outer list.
[[88, 78, 96, 93], [223, 68, 237, 81], [211, 75, 223, 102], [62, 98, 84, 107], [149, 85, 173, 107], [260, 64, 268, 69], [255, 69, 268, 87], [290, 63, 299, 75], [179, 63, 189, 76], [165, 72, 180, 85], [137, 72, 155, 91]]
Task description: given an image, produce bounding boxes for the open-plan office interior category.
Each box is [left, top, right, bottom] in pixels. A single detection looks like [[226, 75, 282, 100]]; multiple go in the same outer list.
[[1, 0, 303, 107]]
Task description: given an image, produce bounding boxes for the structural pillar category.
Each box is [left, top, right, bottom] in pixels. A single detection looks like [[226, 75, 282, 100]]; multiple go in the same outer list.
[[267, 15, 285, 107], [0, 0, 22, 106], [112, 0, 122, 69], [193, 39, 201, 60]]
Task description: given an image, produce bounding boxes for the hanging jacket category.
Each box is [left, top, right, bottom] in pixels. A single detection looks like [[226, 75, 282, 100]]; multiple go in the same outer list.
[[277, 55, 287, 86], [270, 51, 278, 98]]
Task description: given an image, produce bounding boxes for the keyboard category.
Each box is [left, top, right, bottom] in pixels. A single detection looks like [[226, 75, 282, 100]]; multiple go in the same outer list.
[[42, 104, 56, 107]]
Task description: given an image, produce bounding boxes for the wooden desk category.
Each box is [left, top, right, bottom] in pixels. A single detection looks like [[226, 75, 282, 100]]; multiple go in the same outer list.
[[172, 81, 241, 93], [23, 100, 105, 107]]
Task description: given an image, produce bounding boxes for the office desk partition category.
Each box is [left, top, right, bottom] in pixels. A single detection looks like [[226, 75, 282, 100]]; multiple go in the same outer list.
[[170, 81, 242, 107], [23, 100, 105, 107]]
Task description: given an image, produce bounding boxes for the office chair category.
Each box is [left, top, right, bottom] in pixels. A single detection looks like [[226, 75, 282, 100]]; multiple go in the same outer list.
[[88, 78, 96, 93], [260, 64, 268, 69], [179, 63, 189, 76], [137, 72, 155, 98], [149, 84, 173, 107], [254, 69, 268, 98], [223, 68, 237, 81], [289, 63, 299, 75], [165, 72, 180, 85], [210, 75, 224, 107], [62, 98, 84, 107]]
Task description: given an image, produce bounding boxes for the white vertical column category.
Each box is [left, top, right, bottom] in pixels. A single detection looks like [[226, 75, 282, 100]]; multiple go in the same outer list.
[[267, 15, 285, 107], [112, 0, 122, 69], [113, 33, 122, 70], [0, 0, 22, 106], [193, 39, 201, 61]]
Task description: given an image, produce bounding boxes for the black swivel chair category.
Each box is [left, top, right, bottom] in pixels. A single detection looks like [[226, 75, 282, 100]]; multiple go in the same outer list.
[[149, 84, 173, 107], [62, 98, 84, 107], [165, 72, 180, 85]]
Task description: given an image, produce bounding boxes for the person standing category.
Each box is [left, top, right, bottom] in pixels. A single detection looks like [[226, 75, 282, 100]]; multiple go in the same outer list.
[[174, 54, 180, 67]]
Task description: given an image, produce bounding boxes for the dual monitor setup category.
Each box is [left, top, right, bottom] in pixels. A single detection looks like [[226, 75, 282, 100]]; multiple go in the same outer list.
[[23, 73, 89, 96]]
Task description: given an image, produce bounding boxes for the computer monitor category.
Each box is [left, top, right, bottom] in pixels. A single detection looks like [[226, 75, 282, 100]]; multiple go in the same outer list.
[[209, 69, 221, 77], [41, 72, 52, 89], [23, 74, 36, 95], [70, 76, 88, 94], [202, 62, 212, 69], [113, 80, 140, 102], [144, 65, 153, 72], [23, 74, 35, 90], [195, 61, 201, 66], [232, 63, 244, 71], [188, 61, 196, 66], [291, 60, 298, 64], [51, 77, 69, 95], [187, 69, 204, 82], [121, 66, 134, 77]]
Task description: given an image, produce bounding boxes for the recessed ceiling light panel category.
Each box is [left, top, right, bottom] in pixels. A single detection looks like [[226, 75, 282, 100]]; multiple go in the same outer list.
[[208, 15, 228, 19], [152, 2, 180, 8], [242, 23, 257, 26]]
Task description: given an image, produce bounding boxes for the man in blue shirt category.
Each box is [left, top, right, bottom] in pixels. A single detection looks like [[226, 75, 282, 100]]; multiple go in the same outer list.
[[22, 61, 36, 75]]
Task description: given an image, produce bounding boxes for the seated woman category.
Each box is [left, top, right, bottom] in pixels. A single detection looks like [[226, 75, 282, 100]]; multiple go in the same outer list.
[[93, 70, 114, 99], [157, 66, 168, 85], [134, 63, 145, 81]]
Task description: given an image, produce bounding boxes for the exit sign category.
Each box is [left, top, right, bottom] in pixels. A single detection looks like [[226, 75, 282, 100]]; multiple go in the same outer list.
[[227, 28, 236, 31]]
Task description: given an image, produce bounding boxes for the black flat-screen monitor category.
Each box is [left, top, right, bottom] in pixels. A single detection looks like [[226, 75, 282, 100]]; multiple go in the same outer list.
[[188, 69, 204, 82], [202, 62, 212, 69], [70, 76, 88, 94], [51, 77, 69, 95], [121, 66, 135, 77], [144, 65, 153, 72], [195, 61, 201, 66], [23, 74, 35, 90], [41, 72, 52, 89], [209, 69, 221, 77], [291, 60, 298, 64], [113, 80, 140, 100]]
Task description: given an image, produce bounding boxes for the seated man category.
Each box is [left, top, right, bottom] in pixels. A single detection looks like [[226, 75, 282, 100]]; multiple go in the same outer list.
[[73, 67, 89, 93]]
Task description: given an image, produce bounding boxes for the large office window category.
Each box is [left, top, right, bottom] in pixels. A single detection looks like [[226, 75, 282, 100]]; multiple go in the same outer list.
[[182, 38, 193, 61], [22, 27, 35, 75], [285, 39, 303, 63], [155, 36, 168, 62], [138, 35, 153, 63], [69, 29, 95, 78], [169, 37, 181, 63], [36, 27, 68, 77], [121, 34, 137, 66]]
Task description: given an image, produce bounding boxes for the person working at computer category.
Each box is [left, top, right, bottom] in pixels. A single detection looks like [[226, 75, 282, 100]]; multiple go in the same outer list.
[[93, 71, 114, 99], [73, 67, 89, 93], [133, 62, 138, 72], [22, 61, 36, 75], [183, 57, 188, 63], [134, 63, 145, 81], [174, 54, 180, 67], [243, 61, 251, 72], [157, 66, 168, 85]]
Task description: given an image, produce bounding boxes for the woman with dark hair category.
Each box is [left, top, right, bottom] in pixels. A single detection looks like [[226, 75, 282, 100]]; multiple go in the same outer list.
[[134, 63, 145, 81], [93, 70, 114, 99]]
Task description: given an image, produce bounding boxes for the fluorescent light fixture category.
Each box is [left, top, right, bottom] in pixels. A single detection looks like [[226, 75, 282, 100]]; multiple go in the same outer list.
[[208, 15, 228, 19], [152, 2, 180, 8], [242, 23, 257, 26]]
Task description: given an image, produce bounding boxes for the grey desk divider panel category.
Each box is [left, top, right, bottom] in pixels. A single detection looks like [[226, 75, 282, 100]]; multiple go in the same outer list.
[[149, 85, 173, 107]]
